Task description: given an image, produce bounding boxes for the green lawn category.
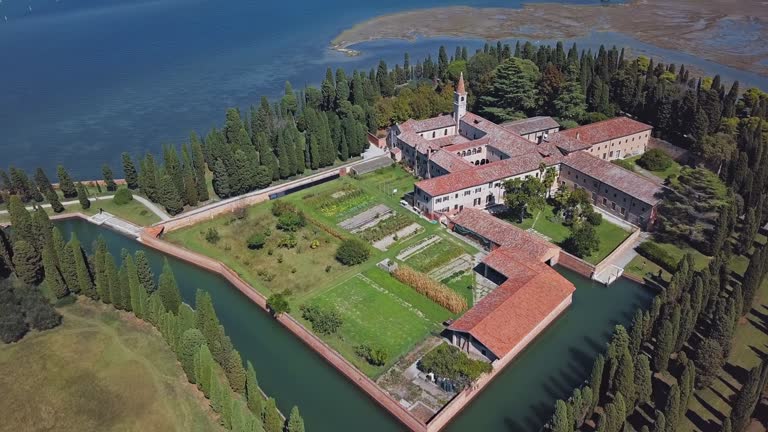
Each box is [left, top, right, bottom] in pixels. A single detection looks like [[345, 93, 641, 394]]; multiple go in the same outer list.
[[305, 269, 452, 377], [513, 204, 631, 264], [84, 197, 161, 227], [441, 270, 475, 307], [625, 239, 711, 282], [623, 154, 683, 181], [0, 300, 220, 432], [405, 239, 466, 273]]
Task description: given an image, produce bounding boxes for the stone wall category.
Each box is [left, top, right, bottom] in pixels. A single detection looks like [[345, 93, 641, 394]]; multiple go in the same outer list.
[[557, 251, 596, 278], [593, 228, 641, 277]]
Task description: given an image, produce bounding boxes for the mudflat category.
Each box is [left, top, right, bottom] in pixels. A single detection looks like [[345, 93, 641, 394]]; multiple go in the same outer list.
[[332, 0, 768, 77]]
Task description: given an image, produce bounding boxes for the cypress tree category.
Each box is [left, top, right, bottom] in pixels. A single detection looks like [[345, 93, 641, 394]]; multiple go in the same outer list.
[[730, 362, 764, 431], [68, 233, 93, 295], [653, 314, 675, 372], [139, 153, 160, 201], [135, 251, 156, 293], [287, 406, 305, 432], [195, 290, 225, 364], [190, 133, 210, 202], [56, 165, 77, 198], [101, 165, 117, 192], [679, 360, 697, 411], [124, 254, 143, 316], [158, 259, 182, 314], [32, 207, 53, 252], [614, 348, 636, 409], [212, 159, 231, 199], [121, 153, 139, 190], [590, 354, 605, 408], [103, 252, 118, 305], [76, 182, 90, 210], [158, 173, 184, 215], [550, 400, 570, 432], [246, 360, 264, 416], [42, 244, 67, 298], [12, 240, 42, 285], [8, 196, 36, 247], [0, 230, 13, 277], [695, 338, 725, 389], [629, 308, 645, 357], [634, 355, 653, 407], [179, 329, 207, 380], [117, 260, 131, 311], [224, 349, 247, 394], [741, 246, 765, 313], [653, 410, 666, 432], [34, 168, 55, 196], [262, 398, 283, 432], [663, 384, 680, 432], [719, 418, 732, 432], [195, 343, 215, 397]]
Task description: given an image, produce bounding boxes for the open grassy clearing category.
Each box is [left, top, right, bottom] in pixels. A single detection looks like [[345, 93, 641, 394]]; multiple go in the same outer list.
[[622, 154, 683, 181], [84, 197, 161, 227], [512, 204, 631, 264], [626, 239, 712, 282], [304, 269, 452, 377], [0, 300, 219, 432], [441, 271, 475, 307], [165, 202, 345, 297], [405, 238, 466, 273]]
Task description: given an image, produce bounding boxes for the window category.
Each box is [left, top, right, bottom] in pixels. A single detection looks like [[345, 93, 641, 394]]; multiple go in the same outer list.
[[576, 174, 579, 179], [603, 153, 607, 159], [602, 198, 607, 205], [461, 96, 465, 102], [474, 187, 481, 193], [432, 131, 435, 138], [593, 181, 598, 187], [464, 191, 471, 196], [610, 151, 614, 157], [613, 193, 617, 198], [454, 204, 458, 210], [455, 194, 458, 198], [611, 202, 616, 210], [641, 206, 646, 212]]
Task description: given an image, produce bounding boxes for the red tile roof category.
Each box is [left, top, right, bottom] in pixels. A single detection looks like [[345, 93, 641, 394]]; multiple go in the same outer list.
[[461, 112, 538, 158], [429, 150, 474, 173], [449, 247, 575, 359], [430, 134, 470, 148], [442, 136, 490, 153], [415, 154, 546, 197], [457, 73, 466, 94], [501, 116, 561, 136], [558, 117, 652, 147], [408, 115, 456, 133], [561, 151, 662, 205], [450, 208, 558, 261]]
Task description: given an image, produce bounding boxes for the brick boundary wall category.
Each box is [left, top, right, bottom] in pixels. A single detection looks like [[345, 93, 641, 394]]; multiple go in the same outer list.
[[557, 251, 596, 278], [593, 228, 641, 277], [158, 156, 387, 233], [137, 232, 429, 432]]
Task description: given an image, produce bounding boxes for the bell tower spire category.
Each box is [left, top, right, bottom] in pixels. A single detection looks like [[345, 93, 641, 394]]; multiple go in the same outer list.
[[453, 72, 467, 125]]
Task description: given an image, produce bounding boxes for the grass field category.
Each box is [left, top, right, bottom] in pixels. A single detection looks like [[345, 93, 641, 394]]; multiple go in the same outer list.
[[441, 271, 475, 307], [0, 300, 219, 432], [623, 154, 683, 181], [405, 238, 466, 273], [513, 204, 631, 264], [625, 239, 712, 282], [84, 197, 161, 227], [306, 269, 452, 377]]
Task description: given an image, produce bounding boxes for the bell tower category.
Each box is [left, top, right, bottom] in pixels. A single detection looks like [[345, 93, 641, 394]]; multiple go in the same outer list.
[[453, 72, 467, 126]]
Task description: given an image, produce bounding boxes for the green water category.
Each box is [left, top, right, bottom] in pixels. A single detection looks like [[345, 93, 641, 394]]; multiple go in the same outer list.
[[56, 218, 653, 432]]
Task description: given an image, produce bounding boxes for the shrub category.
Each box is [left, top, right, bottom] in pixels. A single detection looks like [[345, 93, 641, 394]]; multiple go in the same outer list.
[[562, 223, 599, 258], [278, 234, 297, 249], [355, 343, 388, 366], [266, 293, 290, 315], [636, 241, 679, 273], [586, 211, 603, 226], [271, 200, 297, 217], [612, 158, 635, 171], [637, 148, 672, 171], [277, 211, 306, 232], [204, 227, 220, 244], [392, 266, 467, 313], [310, 239, 320, 249], [232, 206, 247, 220], [418, 343, 492, 389], [300, 304, 343, 335], [113, 188, 133, 205], [335, 238, 370, 266], [246, 232, 267, 250]]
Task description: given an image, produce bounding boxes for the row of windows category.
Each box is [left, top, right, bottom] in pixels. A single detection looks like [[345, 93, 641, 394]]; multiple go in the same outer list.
[[457, 147, 483, 157]]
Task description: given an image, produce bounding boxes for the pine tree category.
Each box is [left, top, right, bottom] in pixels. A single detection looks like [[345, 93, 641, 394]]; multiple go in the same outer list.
[[480, 57, 539, 121], [158, 259, 182, 314], [195, 290, 225, 364], [76, 182, 90, 209], [321, 67, 336, 110], [212, 159, 231, 199], [42, 244, 67, 298], [7, 196, 35, 248], [629, 308, 645, 357], [34, 168, 55, 196], [135, 251, 156, 293], [246, 360, 264, 416], [190, 133, 210, 201], [663, 384, 680, 432], [69, 233, 93, 295], [56, 165, 77, 198], [224, 349, 247, 394], [101, 165, 117, 192], [117, 258, 131, 311], [554, 65, 587, 121], [46, 190, 64, 213], [158, 173, 184, 215], [741, 246, 765, 313], [121, 153, 139, 190], [262, 398, 283, 432], [53, 228, 76, 288], [590, 354, 605, 408], [550, 399, 571, 432], [139, 153, 160, 201], [195, 343, 215, 397], [12, 240, 42, 285], [102, 252, 118, 305], [287, 406, 305, 432], [653, 315, 675, 372]]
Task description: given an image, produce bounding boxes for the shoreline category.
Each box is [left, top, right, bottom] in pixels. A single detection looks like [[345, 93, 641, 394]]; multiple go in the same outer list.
[[329, 0, 768, 78]]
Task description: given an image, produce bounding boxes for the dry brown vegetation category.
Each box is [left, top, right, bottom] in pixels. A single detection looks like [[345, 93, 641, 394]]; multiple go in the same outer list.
[[392, 265, 467, 314]]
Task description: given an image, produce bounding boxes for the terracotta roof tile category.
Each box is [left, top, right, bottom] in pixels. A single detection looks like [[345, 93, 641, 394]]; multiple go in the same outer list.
[[457, 72, 466, 94], [562, 151, 663, 205], [415, 154, 546, 197], [449, 247, 575, 358], [501, 116, 561, 136], [558, 117, 652, 146], [429, 150, 474, 173]]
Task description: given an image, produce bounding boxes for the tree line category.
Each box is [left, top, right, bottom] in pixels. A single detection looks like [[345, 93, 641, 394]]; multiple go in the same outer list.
[[0, 201, 304, 432]]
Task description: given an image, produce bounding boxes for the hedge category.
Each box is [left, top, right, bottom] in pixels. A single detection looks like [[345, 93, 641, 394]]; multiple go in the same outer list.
[[636, 241, 679, 273]]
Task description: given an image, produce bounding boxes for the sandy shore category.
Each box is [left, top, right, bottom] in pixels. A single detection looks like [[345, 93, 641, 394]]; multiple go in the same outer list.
[[331, 0, 768, 77]]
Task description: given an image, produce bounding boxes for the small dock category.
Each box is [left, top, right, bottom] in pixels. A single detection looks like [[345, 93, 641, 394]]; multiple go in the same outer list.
[[88, 212, 142, 239]]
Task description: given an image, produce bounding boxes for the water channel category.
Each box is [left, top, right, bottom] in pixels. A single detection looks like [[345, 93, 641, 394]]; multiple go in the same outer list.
[[56, 218, 653, 432]]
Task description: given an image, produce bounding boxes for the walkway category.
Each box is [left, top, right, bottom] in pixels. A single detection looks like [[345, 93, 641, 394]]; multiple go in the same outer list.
[[0, 195, 115, 215], [89, 212, 142, 238], [132, 195, 170, 221], [592, 231, 649, 285], [592, 206, 638, 231]]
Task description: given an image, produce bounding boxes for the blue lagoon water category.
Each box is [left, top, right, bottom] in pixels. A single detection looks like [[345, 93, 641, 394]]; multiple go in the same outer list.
[[2, 0, 765, 178]]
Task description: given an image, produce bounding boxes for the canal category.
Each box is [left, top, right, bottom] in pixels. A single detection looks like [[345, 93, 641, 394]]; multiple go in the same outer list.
[[57, 218, 654, 432]]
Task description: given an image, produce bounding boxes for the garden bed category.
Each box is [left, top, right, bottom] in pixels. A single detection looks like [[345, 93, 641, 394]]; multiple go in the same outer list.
[[338, 204, 394, 232]]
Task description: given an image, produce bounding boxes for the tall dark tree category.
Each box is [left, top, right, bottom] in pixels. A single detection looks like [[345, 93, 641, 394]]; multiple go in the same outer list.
[[101, 165, 117, 192], [76, 182, 90, 210], [135, 251, 156, 293], [56, 165, 77, 199], [12, 240, 42, 285], [158, 259, 182, 314], [121, 153, 139, 190]]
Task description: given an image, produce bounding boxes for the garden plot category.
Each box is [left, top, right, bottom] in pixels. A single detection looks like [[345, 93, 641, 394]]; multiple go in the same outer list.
[[306, 186, 375, 220], [396, 235, 442, 261], [429, 254, 476, 281], [338, 204, 394, 232], [404, 238, 466, 273], [372, 223, 423, 251]]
